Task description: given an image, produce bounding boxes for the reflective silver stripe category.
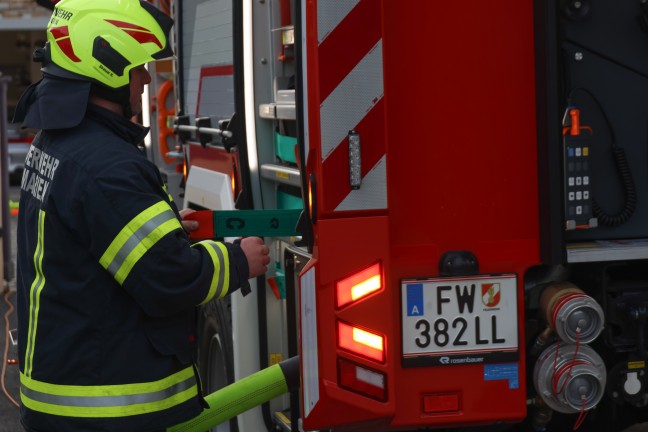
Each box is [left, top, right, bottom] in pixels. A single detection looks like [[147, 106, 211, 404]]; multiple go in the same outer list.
[[320, 40, 384, 161], [207, 241, 226, 299], [317, 0, 360, 43], [25, 210, 47, 377], [335, 155, 387, 211], [21, 374, 196, 408], [106, 209, 177, 277], [196, 240, 229, 304]]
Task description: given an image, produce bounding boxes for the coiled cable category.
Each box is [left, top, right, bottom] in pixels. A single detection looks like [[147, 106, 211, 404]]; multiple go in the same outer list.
[[592, 146, 637, 226], [568, 87, 637, 226]]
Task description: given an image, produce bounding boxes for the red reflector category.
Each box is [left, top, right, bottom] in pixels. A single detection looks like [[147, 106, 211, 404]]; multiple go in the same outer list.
[[338, 358, 387, 401], [422, 393, 460, 413], [337, 321, 385, 363], [336, 262, 382, 308]]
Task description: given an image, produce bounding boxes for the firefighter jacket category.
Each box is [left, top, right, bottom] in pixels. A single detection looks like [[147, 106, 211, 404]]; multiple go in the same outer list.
[[15, 103, 250, 432]]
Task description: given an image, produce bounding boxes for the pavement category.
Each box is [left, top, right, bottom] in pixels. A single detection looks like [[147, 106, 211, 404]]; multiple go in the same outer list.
[[1, 184, 22, 431]]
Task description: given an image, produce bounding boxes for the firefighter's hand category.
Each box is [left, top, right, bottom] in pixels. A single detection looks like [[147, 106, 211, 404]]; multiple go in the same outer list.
[[240, 237, 270, 278], [179, 208, 199, 232]]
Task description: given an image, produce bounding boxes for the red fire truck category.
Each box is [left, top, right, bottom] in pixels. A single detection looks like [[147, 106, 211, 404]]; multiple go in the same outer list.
[[38, 0, 648, 431], [156, 0, 648, 431]]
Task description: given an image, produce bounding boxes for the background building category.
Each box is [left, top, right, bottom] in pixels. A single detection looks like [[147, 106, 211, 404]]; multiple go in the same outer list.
[[0, 0, 50, 119]]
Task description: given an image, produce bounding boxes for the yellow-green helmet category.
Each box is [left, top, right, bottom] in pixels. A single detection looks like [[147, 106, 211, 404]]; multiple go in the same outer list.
[[43, 0, 173, 88]]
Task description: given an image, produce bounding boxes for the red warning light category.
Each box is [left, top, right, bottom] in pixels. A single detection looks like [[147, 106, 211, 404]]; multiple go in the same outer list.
[[336, 262, 382, 308], [337, 321, 385, 363]]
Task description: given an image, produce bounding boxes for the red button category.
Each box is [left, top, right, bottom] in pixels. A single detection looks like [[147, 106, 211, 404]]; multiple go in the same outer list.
[[422, 393, 460, 413]]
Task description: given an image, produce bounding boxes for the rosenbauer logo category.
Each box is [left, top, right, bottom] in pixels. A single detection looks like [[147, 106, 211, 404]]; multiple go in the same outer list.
[[481, 282, 501, 308], [439, 356, 485, 365]]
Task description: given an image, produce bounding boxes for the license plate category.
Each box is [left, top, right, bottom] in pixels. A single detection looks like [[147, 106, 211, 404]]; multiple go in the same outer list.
[[401, 274, 518, 367]]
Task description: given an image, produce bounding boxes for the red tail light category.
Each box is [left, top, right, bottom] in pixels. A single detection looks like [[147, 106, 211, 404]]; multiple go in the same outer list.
[[337, 321, 385, 363], [338, 358, 387, 401], [336, 262, 382, 308]]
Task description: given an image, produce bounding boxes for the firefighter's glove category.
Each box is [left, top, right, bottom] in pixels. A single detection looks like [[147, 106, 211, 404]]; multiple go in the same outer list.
[[234, 237, 270, 296]]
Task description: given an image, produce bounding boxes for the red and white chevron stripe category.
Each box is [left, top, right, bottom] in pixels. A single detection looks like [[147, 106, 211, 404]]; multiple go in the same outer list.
[[311, 0, 387, 213]]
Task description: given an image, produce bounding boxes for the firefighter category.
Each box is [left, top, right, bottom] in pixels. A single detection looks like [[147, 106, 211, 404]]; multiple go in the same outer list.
[[11, 0, 270, 431]]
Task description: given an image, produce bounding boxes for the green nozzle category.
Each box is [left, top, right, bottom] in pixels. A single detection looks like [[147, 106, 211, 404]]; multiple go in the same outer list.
[[168, 356, 299, 432]]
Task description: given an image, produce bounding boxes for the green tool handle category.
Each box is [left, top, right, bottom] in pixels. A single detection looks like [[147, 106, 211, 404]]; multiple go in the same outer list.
[[167, 356, 299, 432], [213, 209, 301, 238]]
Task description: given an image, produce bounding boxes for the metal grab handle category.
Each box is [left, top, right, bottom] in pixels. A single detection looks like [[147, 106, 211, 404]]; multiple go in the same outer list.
[[175, 124, 233, 139]]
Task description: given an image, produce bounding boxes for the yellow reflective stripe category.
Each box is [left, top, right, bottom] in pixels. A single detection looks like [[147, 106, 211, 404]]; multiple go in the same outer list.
[[163, 184, 174, 202], [25, 210, 46, 377], [20, 367, 197, 418], [194, 240, 230, 304], [20, 386, 197, 418], [99, 201, 182, 285]]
